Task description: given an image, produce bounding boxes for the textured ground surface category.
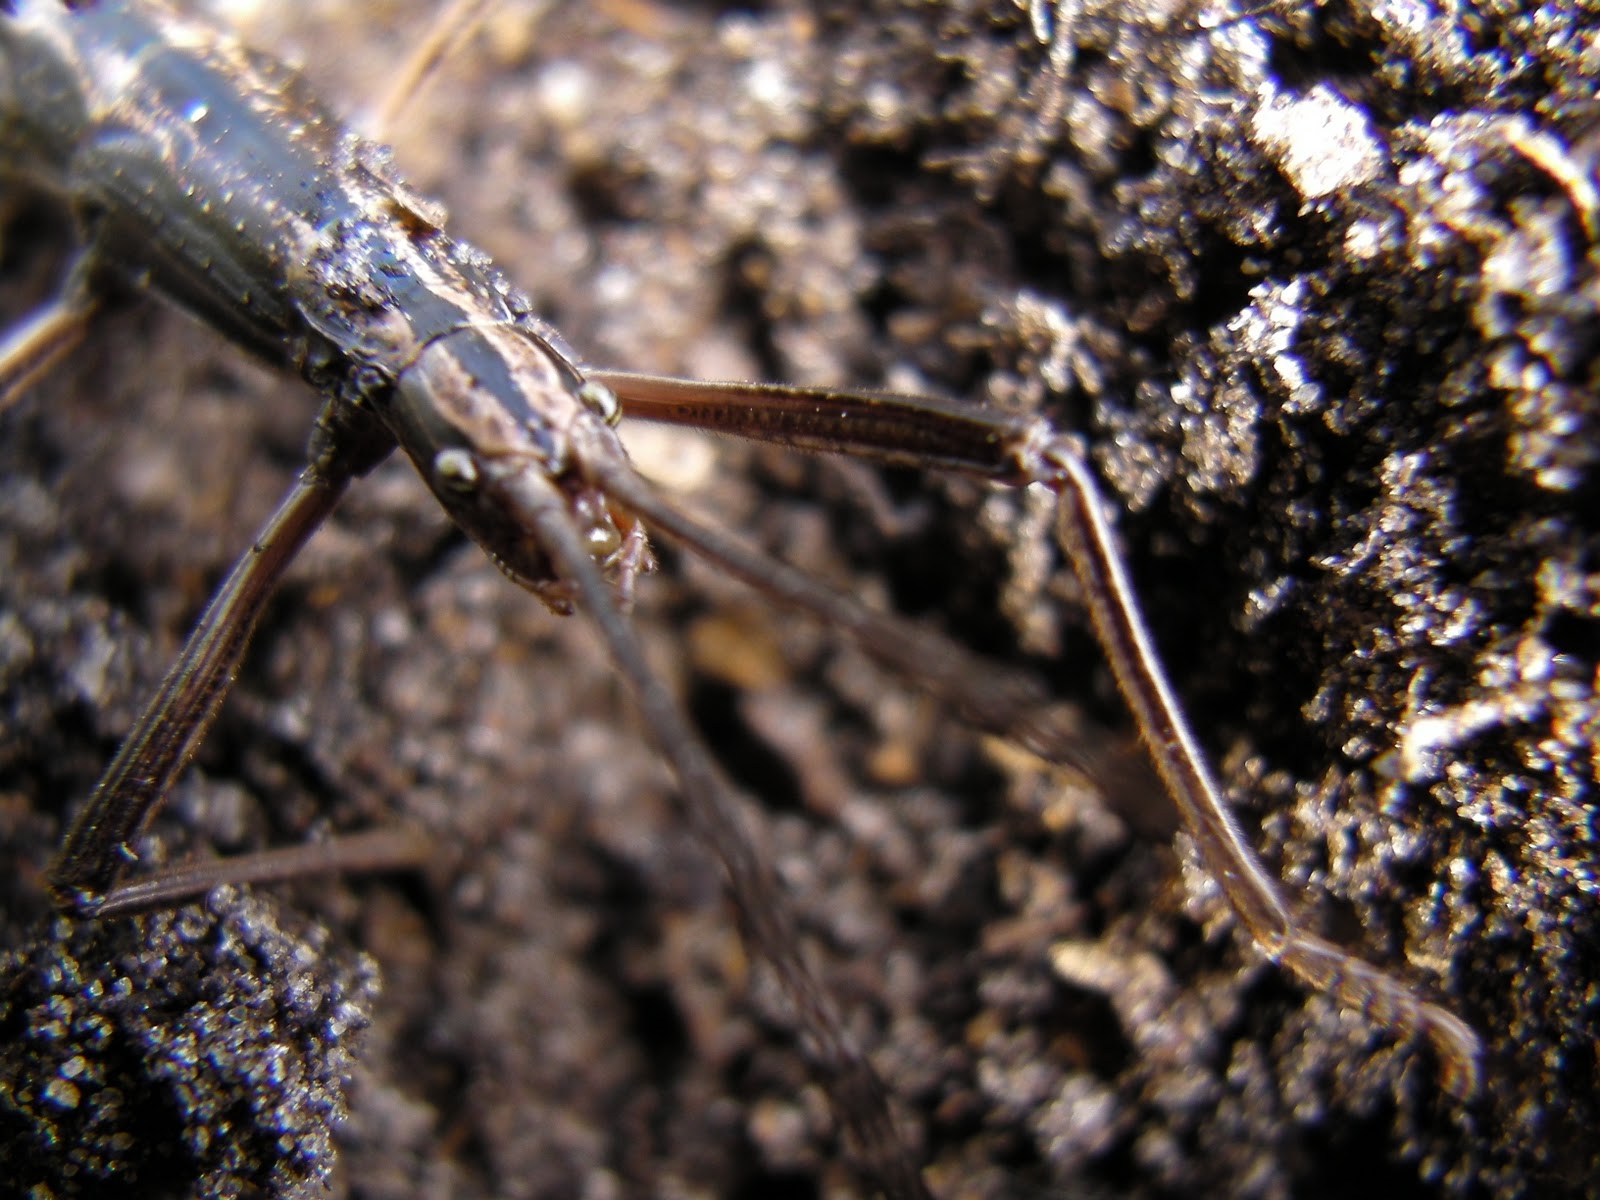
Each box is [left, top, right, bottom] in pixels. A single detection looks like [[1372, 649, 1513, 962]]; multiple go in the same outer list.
[[1, 0, 1595, 1197]]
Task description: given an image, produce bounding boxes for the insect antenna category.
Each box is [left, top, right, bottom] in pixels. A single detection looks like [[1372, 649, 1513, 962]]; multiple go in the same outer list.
[[498, 463, 934, 1200], [588, 438, 1108, 780]]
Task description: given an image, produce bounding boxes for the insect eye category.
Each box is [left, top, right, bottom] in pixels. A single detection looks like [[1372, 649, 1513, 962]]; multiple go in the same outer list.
[[577, 380, 622, 427], [584, 520, 622, 559], [432, 448, 479, 492]]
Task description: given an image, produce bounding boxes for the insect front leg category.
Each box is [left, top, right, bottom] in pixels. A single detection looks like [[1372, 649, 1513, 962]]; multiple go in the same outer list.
[[592, 368, 1482, 1095], [47, 388, 429, 916]]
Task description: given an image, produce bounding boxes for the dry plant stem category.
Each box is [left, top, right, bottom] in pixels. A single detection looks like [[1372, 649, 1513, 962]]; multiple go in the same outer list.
[[369, 0, 499, 138]]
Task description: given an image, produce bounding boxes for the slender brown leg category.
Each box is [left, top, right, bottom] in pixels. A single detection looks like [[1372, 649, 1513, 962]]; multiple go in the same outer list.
[[588, 371, 1483, 1096], [88, 827, 436, 918], [591, 370, 1037, 479], [47, 468, 348, 909], [0, 284, 97, 415], [47, 404, 409, 916], [1044, 444, 1482, 1098]]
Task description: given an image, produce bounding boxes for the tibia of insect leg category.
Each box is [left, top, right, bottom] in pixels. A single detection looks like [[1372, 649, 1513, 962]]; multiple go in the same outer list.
[[1038, 430, 1482, 1102]]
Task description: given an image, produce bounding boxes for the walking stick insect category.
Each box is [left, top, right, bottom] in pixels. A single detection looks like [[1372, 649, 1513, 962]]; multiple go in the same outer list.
[[0, 0, 1483, 1194]]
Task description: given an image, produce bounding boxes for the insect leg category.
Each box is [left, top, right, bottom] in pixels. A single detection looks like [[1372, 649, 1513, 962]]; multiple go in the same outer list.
[[590, 371, 1483, 1096], [591, 372, 1154, 777], [1045, 445, 1483, 1099], [84, 826, 435, 919], [47, 396, 414, 916], [497, 462, 933, 1200], [591, 370, 1036, 479], [0, 266, 98, 415]]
